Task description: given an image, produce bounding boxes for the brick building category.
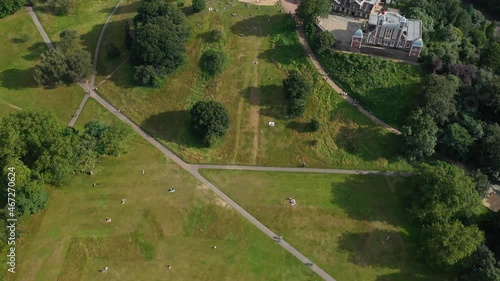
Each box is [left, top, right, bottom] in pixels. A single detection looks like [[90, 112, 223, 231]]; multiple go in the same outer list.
[[331, 0, 380, 19]]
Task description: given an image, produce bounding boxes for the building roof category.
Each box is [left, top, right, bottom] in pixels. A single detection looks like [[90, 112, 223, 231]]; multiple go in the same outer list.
[[412, 38, 423, 47], [367, 12, 423, 41], [406, 20, 422, 41], [352, 29, 364, 38], [351, 0, 379, 5]]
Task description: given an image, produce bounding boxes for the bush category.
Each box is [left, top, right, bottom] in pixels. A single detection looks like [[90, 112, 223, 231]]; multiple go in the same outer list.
[[133, 65, 161, 87], [190, 100, 230, 146], [310, 118, 321, 132], [192, 0, 205, 13], [209, 28, 224, 42], [106, 43, 121, 59], [283, 70, 312, 117], [199, 49, 228, 77]]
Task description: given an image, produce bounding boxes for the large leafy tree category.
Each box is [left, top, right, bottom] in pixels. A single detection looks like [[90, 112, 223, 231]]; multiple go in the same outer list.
[[476, 123, 500, 180], [199, 49, 228, 77], [0, 0, 24, 18], [401, 109, 438, 161], [441, 123, 474, 161], [282, 70, 312, 117], [33, 50, 69, 87], [296, 0, 330, 23], [423, 74, 459, 125], [420, 220, 483, 267], [481, 42, 500, 75], [129, 0, 190, 86], [459, 244, 500, 281], [190, 100, 230, 146], [192, 0, 205, 13], [408, 162, 481, 224], [314, 31, 335, 55]]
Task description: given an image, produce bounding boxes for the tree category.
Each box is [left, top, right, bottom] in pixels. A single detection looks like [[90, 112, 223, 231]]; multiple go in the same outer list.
[[199, 49, 228, 77], [401, 109, 438, 161], [408, 162, 482, 224], [476, 124, 500, 180], [315, 31, 335, 55], [460, 114, 484, 140], [481, 42, 500, 74], [296, 0, 330, 23], [424, 74, 459, 125], [64, 49, 93, 82], [283, 70, 312, 117], [106, 43, 121, 59], [82, 120, 132, 157], [0, 0, 24, 18], [128, 0, 191, 86], [482, 211, 500, 259], [58, 29, 79, 54], [190, 101, 230, 146], [470, 170, 491, 199], [441, 123, 474, 161], [192, 0, 205, 13], [310, 118, 321, 132], [459, 244, 500, 281], [420, 220, 483, 267], [33, 50, 68, 87]]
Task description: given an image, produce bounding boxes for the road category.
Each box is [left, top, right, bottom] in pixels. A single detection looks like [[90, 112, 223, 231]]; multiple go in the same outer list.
[[280, 0, 401, 135], [26, 3, 413, 280]]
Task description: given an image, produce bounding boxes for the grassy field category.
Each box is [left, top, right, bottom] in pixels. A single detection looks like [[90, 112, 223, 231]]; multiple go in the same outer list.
[[7, 101, 317, 281], [95, 1, 412, 171], [317, 52, 425, 128], [0, 11, 83, 122], [200, 169, 452, 281]]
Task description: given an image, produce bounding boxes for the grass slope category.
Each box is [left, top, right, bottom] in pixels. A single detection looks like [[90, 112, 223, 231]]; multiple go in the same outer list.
[[97, 2, 411, 171], [200, 169, 453, 281], [317, 52, 424, 128], [7, 101, 317, 281], [0, 11, 83, 122]]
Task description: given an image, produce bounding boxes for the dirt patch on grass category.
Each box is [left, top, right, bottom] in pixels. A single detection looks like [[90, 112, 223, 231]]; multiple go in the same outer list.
[[214, 198, 231, 208], [196, 183, 210, 191]]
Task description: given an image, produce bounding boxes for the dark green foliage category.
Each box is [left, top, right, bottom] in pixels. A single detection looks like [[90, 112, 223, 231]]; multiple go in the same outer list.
[[310, 118, 321, 132], [199, 49, 228, 77], [401, 109, 438, 161], [282, 70, 312, 117], [83, 120, 132, 157], [128, 0, 191, 86], [461, 114, 484, 140], [420, 220, 483, 267], [470, 170, 491, 199], [482, 211, 500, 259], [423, 74, 458, 125], [476, 71, 500, 122], [192, 0, 205, 13], [314, 31, 335, 55], [296, 0, 330, 23], [459, 244, 500, 281], [441, 123, 474, 161], [481, 42, 500, 75], [106, 43, 121, 59], [190, 100, 230, 146], [408, 162, 481, 224], [34, 29, 92, 87], [208, 28, 224, 42], [476, 124, 500, 180], [0, 0, 24, 18]]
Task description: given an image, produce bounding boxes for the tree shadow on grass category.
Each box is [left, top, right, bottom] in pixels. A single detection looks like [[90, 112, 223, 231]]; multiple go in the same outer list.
[[229, 14, 294, 37], [22, 42, 48, 61], [286, 121, 311, 133], [257, 43, 305, 68], [141, 110, 204, 148], [239, 85, 287, 119], [0, 68, 38, 89]]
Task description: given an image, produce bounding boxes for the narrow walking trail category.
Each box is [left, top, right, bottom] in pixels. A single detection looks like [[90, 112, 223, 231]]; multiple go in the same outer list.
[[28, 6, 337, 280], [280, 1, 401, 135]]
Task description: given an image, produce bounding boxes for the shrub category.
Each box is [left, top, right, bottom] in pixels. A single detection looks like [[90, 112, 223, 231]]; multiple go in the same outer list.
[[190, 100, 230, 146], [310, 118, 321, 132], [192, 0, 205, 13], [209, 28, 224, 42], [199, 49, 228, 77], [283, 70, 312, 117]]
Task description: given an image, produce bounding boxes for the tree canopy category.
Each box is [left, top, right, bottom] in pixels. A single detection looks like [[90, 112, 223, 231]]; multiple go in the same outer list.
[[0, 0, 24, 18], [192, 0, 205, 13], [282, 70, 312, 117], [296, 0, 330, 23], [190, 100, 230, 146], [199, 49, 228, 77], [423, 74, 459, 125], [129, 0, 191, 86], [401, 109, 438, 161], [459, 244, 500, 281]]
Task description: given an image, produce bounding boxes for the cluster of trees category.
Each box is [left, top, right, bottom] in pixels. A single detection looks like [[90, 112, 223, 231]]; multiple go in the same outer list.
[[126, 0, 191, 87], [0, 0, 24, 18], [282, 70, 312, 117], [0, 109, 131, 253], [296, 0, 330, 23], [190, 100, 229, 146], [33, 29, 93, 87], [407, 162, 500, 279]]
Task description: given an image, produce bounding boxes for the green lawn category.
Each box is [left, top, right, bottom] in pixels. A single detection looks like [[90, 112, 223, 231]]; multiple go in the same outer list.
[[200, 169, 453, 281], [0, 11, 83, 122], [317, 52, 425, 128], [96, 2, 412, 171], [7, 101, 317, 281]]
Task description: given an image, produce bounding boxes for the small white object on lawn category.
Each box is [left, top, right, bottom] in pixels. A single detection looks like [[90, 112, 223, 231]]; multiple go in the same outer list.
[[213, 245, 217, 249], [268, 121, 275, 127]]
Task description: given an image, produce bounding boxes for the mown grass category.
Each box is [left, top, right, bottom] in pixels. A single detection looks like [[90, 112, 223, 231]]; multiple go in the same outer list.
[[7, 101, 316, 281], [96, 2, 412, 171], [200, 169, 453, 281], [317, 52, 425, 128], [0, 11, 83, 122]]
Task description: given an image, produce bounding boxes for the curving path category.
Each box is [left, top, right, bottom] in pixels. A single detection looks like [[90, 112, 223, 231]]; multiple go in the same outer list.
[[27, 4, 413, 280], [281, 1, 401, 135]]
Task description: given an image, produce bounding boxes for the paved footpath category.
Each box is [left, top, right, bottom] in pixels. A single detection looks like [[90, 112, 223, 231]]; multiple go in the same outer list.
[[28, 6, 339, 280], [280, 1, 401, 135]]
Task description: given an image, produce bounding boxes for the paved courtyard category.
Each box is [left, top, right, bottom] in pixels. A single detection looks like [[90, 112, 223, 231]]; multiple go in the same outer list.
[[317, 15, 363, 46]]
